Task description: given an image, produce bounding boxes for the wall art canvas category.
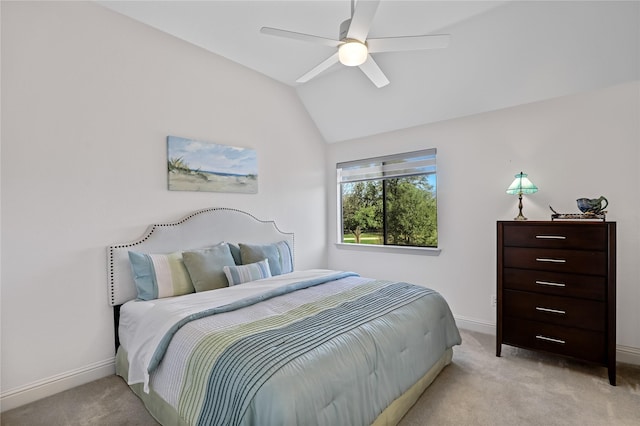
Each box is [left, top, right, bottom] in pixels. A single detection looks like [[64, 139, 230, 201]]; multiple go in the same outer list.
[[167, 136, 258, 193]]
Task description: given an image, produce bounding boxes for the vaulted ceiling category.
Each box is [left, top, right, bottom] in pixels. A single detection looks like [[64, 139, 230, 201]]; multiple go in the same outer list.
[[98, 1, 639, 143]]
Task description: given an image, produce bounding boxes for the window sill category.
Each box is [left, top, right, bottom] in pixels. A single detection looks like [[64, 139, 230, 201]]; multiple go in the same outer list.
[[334, 243, 441, 256]]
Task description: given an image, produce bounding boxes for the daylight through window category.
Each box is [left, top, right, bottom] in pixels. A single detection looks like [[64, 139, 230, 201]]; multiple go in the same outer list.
[[337, 148, 437, 248]]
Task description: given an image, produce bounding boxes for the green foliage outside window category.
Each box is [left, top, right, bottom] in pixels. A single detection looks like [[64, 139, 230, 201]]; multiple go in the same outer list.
[[341, 175, 437, 248]]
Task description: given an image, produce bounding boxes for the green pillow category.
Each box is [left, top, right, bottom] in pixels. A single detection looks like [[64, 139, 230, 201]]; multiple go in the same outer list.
[[183, 243, 236, 292], [238, 241, 293, 276], [239, 243, 281, 275]]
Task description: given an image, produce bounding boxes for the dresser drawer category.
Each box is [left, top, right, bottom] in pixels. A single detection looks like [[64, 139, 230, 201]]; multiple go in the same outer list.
[[502, 223, 606, 250], [503, 268, 606, 301], [503, 317, 606, 363], [503, 247, 606, 275], [504, 290, 605, 331]]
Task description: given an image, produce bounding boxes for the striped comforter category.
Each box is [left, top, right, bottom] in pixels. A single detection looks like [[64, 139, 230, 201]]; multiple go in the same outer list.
[[120, 270, 461, 426]]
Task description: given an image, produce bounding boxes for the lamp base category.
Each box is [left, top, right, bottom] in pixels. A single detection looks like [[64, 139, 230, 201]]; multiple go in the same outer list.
[[514, 194, 528, 220]]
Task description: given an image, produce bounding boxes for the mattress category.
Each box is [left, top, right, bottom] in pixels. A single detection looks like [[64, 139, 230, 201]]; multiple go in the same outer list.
[[116, 269, 461, 425]]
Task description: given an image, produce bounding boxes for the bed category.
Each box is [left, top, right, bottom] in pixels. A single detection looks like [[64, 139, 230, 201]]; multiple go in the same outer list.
[[108, 207, 461, 426]]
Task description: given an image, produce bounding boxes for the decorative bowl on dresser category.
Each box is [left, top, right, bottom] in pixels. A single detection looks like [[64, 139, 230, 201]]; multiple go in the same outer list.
[[496, 220, 616, 385]]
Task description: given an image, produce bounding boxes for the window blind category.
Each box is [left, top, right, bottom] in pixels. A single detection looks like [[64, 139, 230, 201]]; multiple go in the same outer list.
[[337, 148, 436, 184]]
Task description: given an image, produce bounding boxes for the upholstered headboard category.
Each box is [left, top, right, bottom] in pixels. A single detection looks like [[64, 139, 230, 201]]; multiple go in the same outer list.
[[107, 208, 294, 306]]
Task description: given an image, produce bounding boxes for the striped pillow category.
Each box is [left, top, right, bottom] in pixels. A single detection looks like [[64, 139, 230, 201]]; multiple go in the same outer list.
[[128, 251, 195, 300], [223, 259, 271, 286]]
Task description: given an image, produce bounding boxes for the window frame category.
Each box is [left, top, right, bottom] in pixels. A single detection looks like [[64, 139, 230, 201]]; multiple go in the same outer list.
[[336, 148, 441, 255]]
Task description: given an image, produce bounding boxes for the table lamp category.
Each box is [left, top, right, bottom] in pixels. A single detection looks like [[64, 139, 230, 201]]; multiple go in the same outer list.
[[506, 172, 538, 220]]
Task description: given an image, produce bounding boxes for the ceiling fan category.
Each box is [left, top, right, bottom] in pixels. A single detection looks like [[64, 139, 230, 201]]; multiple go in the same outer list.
[[260, 0, 450, 88]]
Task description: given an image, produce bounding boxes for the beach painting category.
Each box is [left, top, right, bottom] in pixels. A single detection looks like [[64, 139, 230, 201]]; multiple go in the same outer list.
[[167, 136, 258, 193]]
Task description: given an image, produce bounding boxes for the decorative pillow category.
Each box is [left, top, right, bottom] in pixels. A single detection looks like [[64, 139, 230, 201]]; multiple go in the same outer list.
[[223, 259, 272, 286], [238, 240, 293, 276], [128, 251, 195, 300], [227, 243, 242, 265], [274, 240, 293, 274], [183, 243, 236, 292]]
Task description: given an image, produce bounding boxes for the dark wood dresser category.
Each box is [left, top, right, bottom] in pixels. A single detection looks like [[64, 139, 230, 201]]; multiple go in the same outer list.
[[496, 220, 616, 385]]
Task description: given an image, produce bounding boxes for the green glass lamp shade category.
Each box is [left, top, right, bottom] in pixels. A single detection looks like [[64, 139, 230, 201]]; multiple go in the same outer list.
[[506, 172, 538, 220], [506, 172, 538, 195]]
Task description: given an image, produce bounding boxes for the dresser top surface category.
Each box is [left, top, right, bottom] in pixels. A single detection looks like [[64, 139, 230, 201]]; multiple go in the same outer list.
[[498, 220, 615, 225]]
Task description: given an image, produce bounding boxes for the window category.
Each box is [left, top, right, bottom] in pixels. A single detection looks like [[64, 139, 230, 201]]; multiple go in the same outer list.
[[337, 148, 437, 248]]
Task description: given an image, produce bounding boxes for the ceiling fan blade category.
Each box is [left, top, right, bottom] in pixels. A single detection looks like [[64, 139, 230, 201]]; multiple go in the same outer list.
[[296, 52, 340, 83], [367, 34, 451, 53], [260, 27, 340, 48], [358, 55, 389, 88], [346, 0, 380, 42]]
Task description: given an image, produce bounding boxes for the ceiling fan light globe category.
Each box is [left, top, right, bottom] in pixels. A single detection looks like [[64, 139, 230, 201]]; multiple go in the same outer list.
[[338, 40, 368, 66]]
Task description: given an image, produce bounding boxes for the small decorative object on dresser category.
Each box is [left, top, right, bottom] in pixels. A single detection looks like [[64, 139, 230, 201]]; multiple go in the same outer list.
[[496, 220, 617, 385], [549, 196, 609, 221], [577, 196, 608, 214]]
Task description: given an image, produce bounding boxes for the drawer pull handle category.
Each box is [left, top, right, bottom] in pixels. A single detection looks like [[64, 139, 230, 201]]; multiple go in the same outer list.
[[535, 280, 566, 287], [536, 258, 566, 263], [536, 235, 567, 240], [536, 307, 566, 315], [536, 335, 566, 344]]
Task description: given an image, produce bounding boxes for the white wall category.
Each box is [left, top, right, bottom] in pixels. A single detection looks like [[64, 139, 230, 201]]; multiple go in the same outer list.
[[1, 2, 327, 410], [327, 81, 640, 359]]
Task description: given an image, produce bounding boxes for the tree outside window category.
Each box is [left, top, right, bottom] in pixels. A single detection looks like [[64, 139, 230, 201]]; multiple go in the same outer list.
[[338, 149, 437, 248]]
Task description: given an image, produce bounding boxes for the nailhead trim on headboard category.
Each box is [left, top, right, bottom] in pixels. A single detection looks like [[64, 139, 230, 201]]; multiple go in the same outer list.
[[107, 207, 294, 306]]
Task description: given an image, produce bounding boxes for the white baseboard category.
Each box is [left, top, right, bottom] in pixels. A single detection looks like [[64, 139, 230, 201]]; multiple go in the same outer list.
[[454, 315, 496, 335], [0, 357, 115, 412], [454, 315, 640, 366], [617, 344, 640, 365]]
